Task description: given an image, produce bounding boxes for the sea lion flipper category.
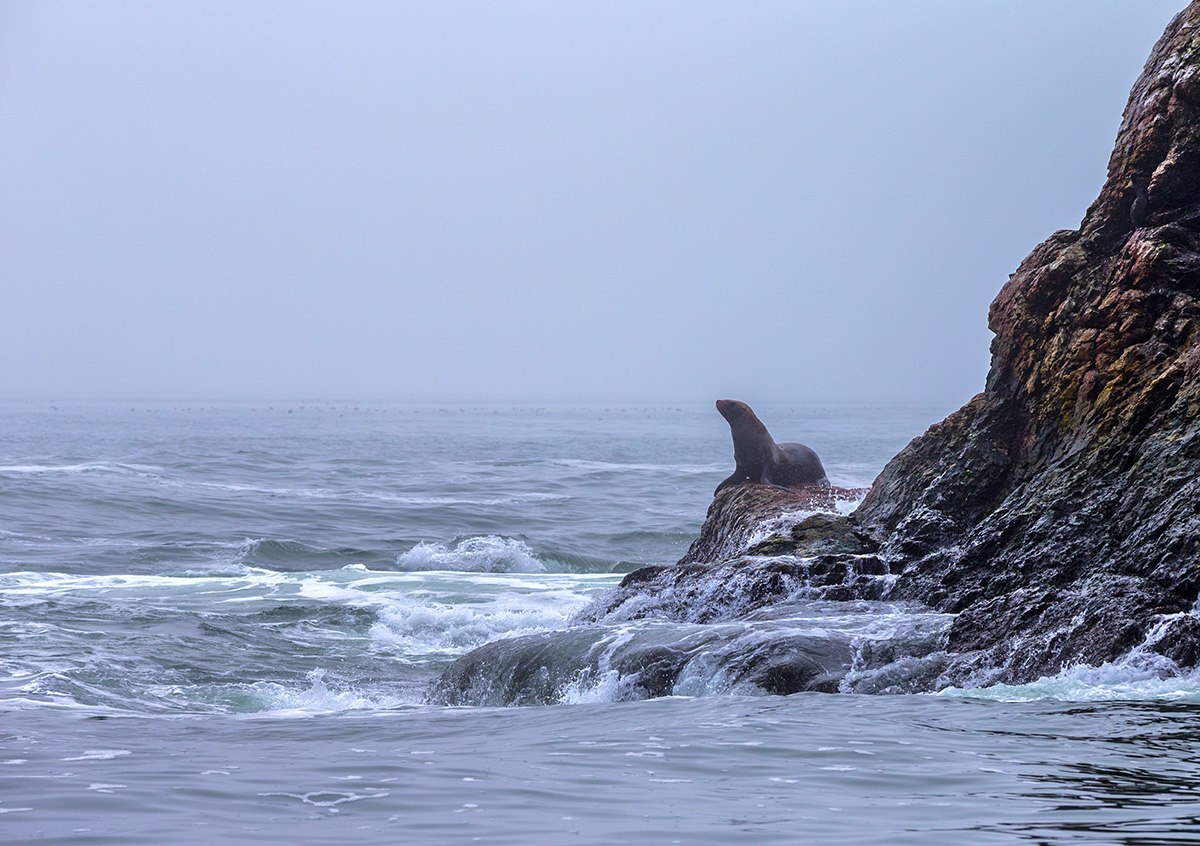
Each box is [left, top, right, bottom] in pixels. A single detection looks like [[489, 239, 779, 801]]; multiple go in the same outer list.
[[715, 472, 746, 495], [758, 469, 790, 492]]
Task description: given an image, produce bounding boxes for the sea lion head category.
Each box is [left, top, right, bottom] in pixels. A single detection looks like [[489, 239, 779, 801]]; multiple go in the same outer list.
[[715, 399, 753, 424]]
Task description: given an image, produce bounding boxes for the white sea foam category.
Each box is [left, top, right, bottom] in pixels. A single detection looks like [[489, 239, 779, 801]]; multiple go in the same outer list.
[[557, 669, 633, 704], [0, 462, 161, 477], [242, 670, 411, 715], [395, 536, 547, 573], [61, 750, 131, 761], [942, 649, 1200, 703], [0, 566, 609, 666], [369, 588, 589, 654]]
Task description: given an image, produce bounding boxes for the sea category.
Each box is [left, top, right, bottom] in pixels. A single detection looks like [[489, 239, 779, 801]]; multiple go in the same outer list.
[[3, 400, 1199, 845]]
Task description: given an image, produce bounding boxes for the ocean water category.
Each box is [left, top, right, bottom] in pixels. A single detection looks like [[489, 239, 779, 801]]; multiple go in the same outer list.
[[3, 401, 1200, 844]]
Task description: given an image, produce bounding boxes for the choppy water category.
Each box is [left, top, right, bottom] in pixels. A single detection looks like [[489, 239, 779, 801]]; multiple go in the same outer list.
[[3, 401, 1200, 844]]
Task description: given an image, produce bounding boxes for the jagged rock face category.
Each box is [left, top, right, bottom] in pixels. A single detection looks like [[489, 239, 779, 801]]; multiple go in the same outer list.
[[855, 2, 1200, 680], [571, 552, 897, 627]]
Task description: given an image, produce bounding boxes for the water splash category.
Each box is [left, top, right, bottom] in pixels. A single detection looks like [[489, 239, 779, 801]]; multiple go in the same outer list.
[[395, 536, 548, 573]]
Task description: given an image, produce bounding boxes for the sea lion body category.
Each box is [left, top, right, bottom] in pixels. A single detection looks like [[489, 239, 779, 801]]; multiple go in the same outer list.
[[715, 399, 828, 494]]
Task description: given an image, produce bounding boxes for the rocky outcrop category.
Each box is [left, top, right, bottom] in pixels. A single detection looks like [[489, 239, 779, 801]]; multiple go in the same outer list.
[[853, 2, 1200, 682], [429, 623, 857, 705], [613, 2, 1200, 686], [433, 4, 1200, 704], [567, 2, 1200, 689], [675, 483, 873, 565]]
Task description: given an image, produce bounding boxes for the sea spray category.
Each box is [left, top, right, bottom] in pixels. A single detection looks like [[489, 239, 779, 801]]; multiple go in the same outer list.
[[395, 536, 548, 573]]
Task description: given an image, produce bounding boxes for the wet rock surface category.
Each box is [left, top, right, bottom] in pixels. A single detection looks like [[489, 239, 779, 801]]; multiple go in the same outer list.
[[854, 2, 1200, 683], [434, 4, 1200, 703], [428, 620, 860, 706], [672, 483, 866, 566]]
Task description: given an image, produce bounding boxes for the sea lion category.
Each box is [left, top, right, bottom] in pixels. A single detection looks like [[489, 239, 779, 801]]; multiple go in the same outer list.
[[714, 399, 829, 495]]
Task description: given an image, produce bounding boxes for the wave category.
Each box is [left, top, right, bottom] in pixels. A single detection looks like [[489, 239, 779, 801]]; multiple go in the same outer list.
[[0, 462, 162, 477], [549, 459, 725, 474], [223, 537, 385, 572], [395, 536, 548, 573], [206, 669, 415, 715], [941, 609, 1200, 702], [0, 566, 615, 714], [369, 589, 589, 655], [189, 481, 568, 507]]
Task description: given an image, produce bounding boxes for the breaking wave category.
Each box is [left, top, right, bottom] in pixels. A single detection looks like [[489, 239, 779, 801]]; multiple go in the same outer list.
[[395, 536, 548, 573]]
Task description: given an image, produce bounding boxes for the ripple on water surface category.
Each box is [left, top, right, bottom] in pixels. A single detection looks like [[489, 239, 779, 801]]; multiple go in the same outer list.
[[4, 694, 1200, 845]]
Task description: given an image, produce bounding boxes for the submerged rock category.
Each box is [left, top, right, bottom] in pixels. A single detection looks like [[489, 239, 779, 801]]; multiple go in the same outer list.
[[433, 4, 1200, 704], [429, 621, 859, 706]]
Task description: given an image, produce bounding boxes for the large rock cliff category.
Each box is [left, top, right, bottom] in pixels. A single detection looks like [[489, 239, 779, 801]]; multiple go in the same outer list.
[[854, 1, 1200, 682]]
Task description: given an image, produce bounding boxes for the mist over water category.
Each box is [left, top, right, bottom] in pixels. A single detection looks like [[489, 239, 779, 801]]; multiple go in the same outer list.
[[0, 2, 1186, 404], [3, 402, 1200, 843]]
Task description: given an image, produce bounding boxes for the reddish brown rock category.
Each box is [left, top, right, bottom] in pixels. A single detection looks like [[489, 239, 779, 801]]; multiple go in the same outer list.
[[853, 2, 1200, 682], [676, 482, 869, 566]]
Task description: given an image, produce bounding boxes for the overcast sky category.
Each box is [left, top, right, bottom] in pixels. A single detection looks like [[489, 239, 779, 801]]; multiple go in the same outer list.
[[0, 1, 1185, 404]]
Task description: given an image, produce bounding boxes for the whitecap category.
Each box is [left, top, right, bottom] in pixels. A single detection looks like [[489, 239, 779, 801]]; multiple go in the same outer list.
[[238, 669, 411, 715], [369, 588, 588, 654], [395, 536, 547, 573], [185, 481, 568, 507], [0, 462, 161, 477], [62, 750, 131, 761]]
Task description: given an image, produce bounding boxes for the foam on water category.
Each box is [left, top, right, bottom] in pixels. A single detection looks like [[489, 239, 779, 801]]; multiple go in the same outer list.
[[223, 670, 415, 715], [370, 599, 578, 654], [944, 648, 1200, 703], [0, 562, 619, 715], [395, 536, 548, 573], [939, 605, 1200, 702]]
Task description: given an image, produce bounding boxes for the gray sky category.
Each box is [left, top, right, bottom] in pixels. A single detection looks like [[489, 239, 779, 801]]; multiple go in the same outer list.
[[0, 1, 1185, 404]]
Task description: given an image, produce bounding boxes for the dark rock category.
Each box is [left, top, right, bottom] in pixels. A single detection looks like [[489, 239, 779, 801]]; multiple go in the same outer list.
[[748, 512, 879, 558], [852, 2, 1200, 683], [429, 622, 857, 706], [571, 553, 897, 625], [578, 3, 1200, 690], [675, 483, 865, 566]]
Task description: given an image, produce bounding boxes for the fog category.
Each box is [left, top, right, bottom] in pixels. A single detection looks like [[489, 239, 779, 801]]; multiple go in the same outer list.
[[0, 1, 1185, 405]]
